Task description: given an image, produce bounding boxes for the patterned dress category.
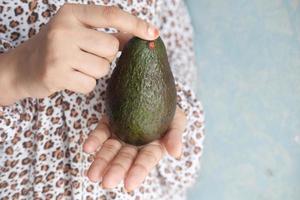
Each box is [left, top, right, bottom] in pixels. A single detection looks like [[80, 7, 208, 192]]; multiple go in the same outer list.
[[0, 0, 205, 199]]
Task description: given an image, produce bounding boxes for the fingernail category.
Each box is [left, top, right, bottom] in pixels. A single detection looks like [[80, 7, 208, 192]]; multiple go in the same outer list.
[[176, 149, 182, 159], [148, 24, 159, 38], [100, 182, 106, 189], [125, 181, 134, 192], [126, 187, 133, 193], [124, 187, 130, 193]]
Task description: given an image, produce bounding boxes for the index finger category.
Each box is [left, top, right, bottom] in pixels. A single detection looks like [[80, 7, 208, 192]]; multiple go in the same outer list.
[[69, 4, 159, 40]]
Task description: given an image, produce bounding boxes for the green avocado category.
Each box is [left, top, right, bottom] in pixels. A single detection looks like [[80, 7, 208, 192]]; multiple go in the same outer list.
[[105, 36, 177, 146]]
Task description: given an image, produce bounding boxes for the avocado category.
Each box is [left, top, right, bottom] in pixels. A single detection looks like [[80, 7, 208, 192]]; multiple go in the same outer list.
[[105, 36, 177, 146]]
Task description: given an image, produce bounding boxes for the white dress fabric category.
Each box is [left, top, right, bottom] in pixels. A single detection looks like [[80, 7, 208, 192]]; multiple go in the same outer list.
[[0, 0, 205, 199]]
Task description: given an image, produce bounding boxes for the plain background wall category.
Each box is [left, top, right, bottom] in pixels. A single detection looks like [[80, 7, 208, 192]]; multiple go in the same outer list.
[[185, 0, 300, 199]]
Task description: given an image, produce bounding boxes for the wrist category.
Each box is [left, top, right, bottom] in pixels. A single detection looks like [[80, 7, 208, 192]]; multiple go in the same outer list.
[[0, 48, 27, 106]]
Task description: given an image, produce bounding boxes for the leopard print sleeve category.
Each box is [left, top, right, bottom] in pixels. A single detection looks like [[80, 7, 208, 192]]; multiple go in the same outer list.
[[0, 39, 12, 54]]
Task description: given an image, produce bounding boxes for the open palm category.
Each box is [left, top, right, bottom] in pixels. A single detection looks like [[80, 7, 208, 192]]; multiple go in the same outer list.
[[83, 107, 186, 191]]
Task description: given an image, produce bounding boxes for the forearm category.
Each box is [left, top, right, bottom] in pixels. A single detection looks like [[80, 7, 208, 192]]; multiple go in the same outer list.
[[0, 48, 25, 106]]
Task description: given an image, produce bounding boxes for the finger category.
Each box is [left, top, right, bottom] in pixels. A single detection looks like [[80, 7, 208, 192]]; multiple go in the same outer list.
[[73, 51, 110, 79], [87, 139, 122, 182], [77, 28, 119, 61], [70, 4, 159, 40], [125, 142, 164, 191], [162, 107, 187, 158], [66, 70, 96, 94], [102, 145, 138, 189], [112, 32, 133, 50], [83, 116, 111, 153]]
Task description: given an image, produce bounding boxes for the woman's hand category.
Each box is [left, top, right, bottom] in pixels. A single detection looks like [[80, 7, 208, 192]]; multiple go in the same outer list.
[[83, 107, 187, 191], [0, 4, 158, 105]]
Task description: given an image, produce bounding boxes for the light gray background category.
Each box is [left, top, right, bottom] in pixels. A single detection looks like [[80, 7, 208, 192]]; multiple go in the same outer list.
[[186, 0, 300, 199]]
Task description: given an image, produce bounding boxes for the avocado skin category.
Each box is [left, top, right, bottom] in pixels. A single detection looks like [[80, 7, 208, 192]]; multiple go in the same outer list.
[[106, 37, 177, 146]]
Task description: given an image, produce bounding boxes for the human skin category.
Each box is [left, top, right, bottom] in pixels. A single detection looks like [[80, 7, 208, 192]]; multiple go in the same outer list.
[[0, 4, 186, 191]]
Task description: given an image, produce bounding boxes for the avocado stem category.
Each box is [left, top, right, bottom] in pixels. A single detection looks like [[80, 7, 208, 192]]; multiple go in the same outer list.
[[148, 41, 155, 49]]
